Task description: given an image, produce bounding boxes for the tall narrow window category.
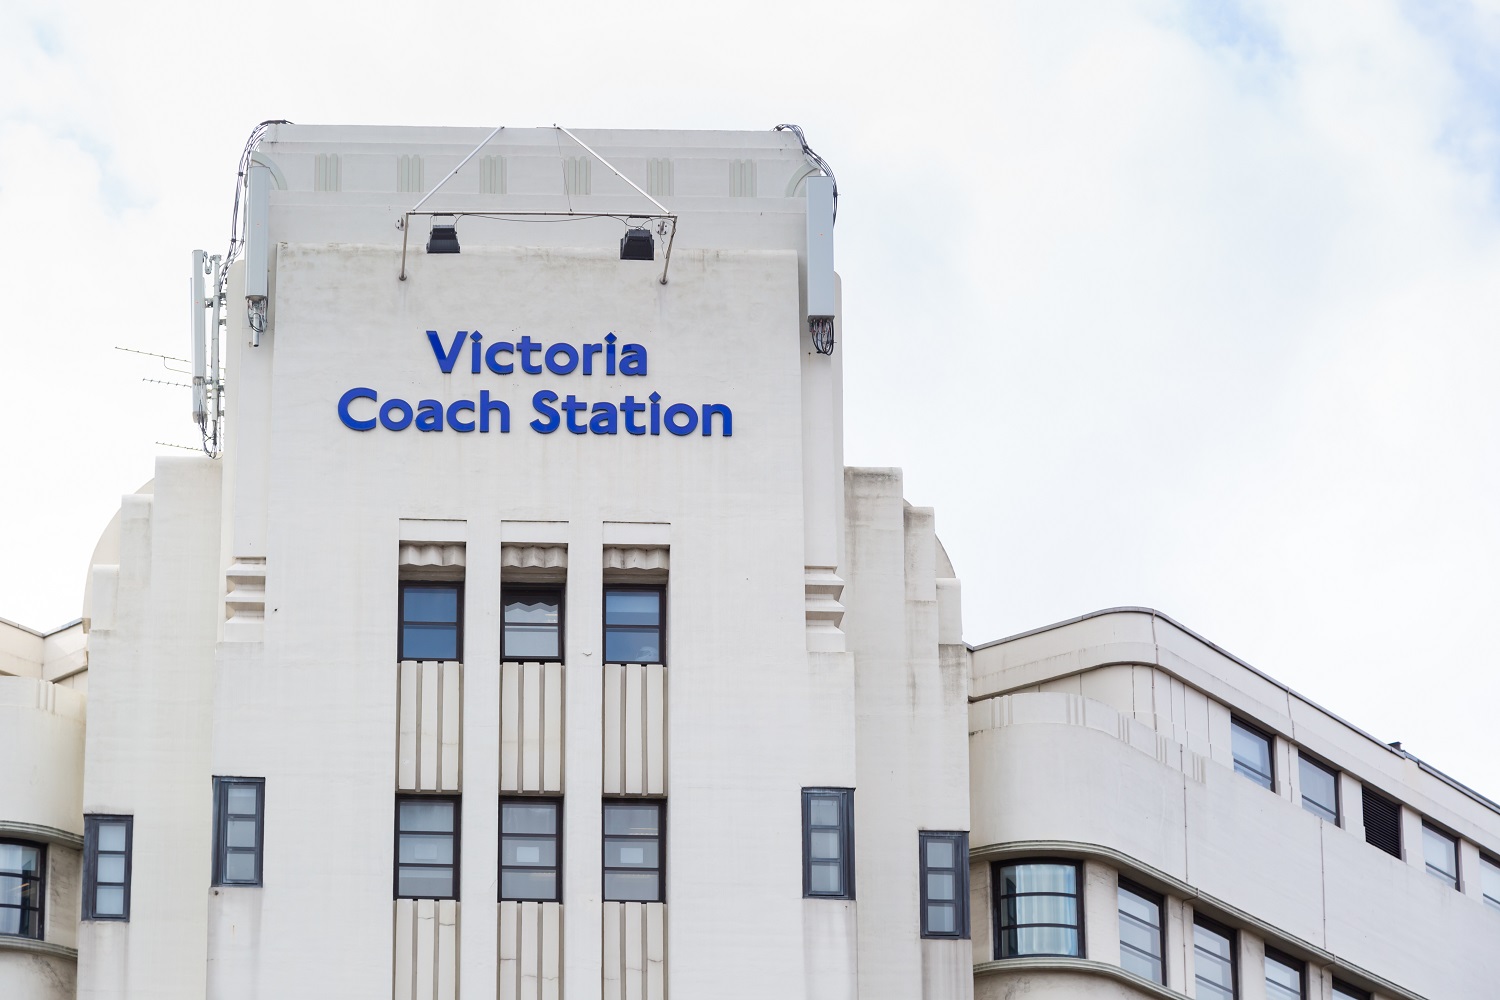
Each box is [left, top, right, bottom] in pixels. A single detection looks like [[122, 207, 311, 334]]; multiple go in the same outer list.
[[1481, 854, 1500, 911], [1265, 948, 1304, 1000], [1193, 917, 1236, 1000], [213, 777, 265, 886], [84, 816, 133, 920], [500, 799, 561, 902], [400, 582, 462, 661], [1422, 824, 1459, 888], [994, 861, 1081, 958], [603, 587, 665, 664], [0, 840, 44, 939], [1333, 979, 1370, 1000], [802, 788, 854, 899], [1230, 718, 1273, 790], [603, 800, 663, 902], [395, 796, 459, 899], [919, 832, 969, 938], [1297, 756, 1338, 824], [1361, 787, 1401, 859], [503, 587, 563, 660], [1117, 879, 1164, 984]]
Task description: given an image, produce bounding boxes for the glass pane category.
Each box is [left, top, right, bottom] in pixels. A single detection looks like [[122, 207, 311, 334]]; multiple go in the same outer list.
[[1120, 912, 1161, 955], [0, 907, 19, 935], [1118, 886, 1159, 926], [97, 855, 126, 884], [1298, 758, 1338, 820], [809, 861, 843, 894], [1194, 923, 1234, 962], [400, 800, 455, 832], [605, 591, 660, 626], [399, 834, 454, 865], [927, 872, 955, 902], [604, 871, 659, 901], [1008, 926, 1078, 956], [1266, 955, 1303, 1000], [502, 836, 557, 868], [1196, 979, 1235, 1000], [1121, 946, 1162, 983], [404, 586, 458, 623], [224, 851, 257, 882], [605, 629, 661, 664], [504, 624, 559, 659], [1232, 721, 1273, 785], [1483, 856, 1500, 905], [226, 784, 259, 816], [808, 797, 840, 827], [0, 876, 20, 905], [810, 830, 841, 862], [1002, 863, 1075, 894], [926, 902, 956, 933], [603, 804, 659, 836], [398, 866, 453, 898], [1005, 894, 1077, 926], [97, 822, 127, 853], [226, 818, 257, 849], [94, 885, 125, 916], [1423, 826, 1457, 881], [403, 624, 458, 660], [604, 839, 659, 869], [0, 844, 39, 876], [501, 870, 557, 901], [502, 802, 557, 835], [504, 598, 559, 625], [925, 838, 955, 869]]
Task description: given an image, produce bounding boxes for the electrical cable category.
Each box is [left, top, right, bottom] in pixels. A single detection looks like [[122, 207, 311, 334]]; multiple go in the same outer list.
[[774, 124, 838, 223]]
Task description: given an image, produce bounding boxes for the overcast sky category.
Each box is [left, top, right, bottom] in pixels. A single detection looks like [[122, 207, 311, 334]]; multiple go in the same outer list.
[[2, 0, 1497, 796]]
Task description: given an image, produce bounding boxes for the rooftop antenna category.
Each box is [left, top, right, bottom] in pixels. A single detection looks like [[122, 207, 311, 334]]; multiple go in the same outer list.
[[188, 250, 225, 456]]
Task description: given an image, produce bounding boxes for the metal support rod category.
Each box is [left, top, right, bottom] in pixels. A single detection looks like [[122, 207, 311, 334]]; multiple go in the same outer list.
[[659, 218, 677, 286], [553, 125, 671, 216], [409, 125, 505, 214]]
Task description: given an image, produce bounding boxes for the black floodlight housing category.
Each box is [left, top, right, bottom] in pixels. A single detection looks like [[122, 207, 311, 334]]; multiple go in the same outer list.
[[427, 217, 460, 254], [620, 227, 655, 261]]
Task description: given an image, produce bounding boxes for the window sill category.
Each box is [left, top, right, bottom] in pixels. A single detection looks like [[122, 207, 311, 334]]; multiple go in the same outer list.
[[0, 934, 78, 962], [973, 957, 1182, 1000]]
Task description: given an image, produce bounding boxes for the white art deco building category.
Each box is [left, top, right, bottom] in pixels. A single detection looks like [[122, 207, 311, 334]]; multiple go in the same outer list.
[[1, 124, 1497, 1000]]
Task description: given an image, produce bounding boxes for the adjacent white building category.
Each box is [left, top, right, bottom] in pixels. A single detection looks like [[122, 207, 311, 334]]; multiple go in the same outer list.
[[1, 125, 1496, 1000]]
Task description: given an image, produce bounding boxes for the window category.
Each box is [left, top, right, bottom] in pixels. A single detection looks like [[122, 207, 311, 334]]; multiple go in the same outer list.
[[603, 587, 664, 664], [0, 840, 44, 939], [503, 588, 563, 660], [1361, 787, 1401, 859], [1422, 824, 1459, 889], [212, 777, 265, 886], [500, 799, 560, 902], [84, 816, 133, 920], [1117, 879, 1164, 984], [1297, 755, 1338, 824], [802, 788, 854, 899], [993, 860, 1081, 958], [603, 800, 663, 902], [1230, 718, 1273, 790], [1481, 854, 1500, 911], [1332, 979, 1370, 1000], [400, 582, 462, 660], [919, 832, 969, 938], [1193, 916, 1236, 1000], [1265, 948, 1304, 1000], [396, 796, 459, 899]]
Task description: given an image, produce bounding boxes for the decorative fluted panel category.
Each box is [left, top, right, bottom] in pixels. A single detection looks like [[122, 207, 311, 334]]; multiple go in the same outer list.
[[398, 661, 463, 792], [602, 663, 666, 796], [498, 901, 562, 1000], [393, 899, 459, 1000], [500, 661, 564, 793], [602, 902, 665, 1000]]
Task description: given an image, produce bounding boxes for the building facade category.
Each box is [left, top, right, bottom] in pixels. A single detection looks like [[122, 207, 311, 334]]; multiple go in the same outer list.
[[0, 125, 1496, 1000]]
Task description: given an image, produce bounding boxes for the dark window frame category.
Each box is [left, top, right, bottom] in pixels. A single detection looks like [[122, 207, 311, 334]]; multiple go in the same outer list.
[[1421, 822, 1460, 889], [1230, 716, 1275, 790], [1361, 787, 1402, 859], [83, 815, 134, 921], [502, 585, 565, 662], [1297, 754, 1339, 825], [602, 799, 665, 903], [212, 777, 265, 887], [1332, 979, 1371, 1000], [1480, 853, 1500, 911], [394, 794, 461, 901], [399, 581, 465, 662], [1193, 914, 1239, 1000], [918, 831, 969, 939], [992, 858, 1084, 959], [1117, 877, 1166, 985], [0, 838, 45, 940], [1264, 946, 1305, 1000], [500, 797, 562, 903], [602, 585, 667, 665], [802, 787, 855, 900]]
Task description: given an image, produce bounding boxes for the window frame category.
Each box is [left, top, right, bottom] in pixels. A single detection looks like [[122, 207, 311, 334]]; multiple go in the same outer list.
[[212, 776, 265, 887], [1264, 946, 1305, 1000], [501, 585, 565, 662], [992, 858, 1084, 959], [801, 787, 855, 900], [399, 581, 464, 662], [1332, 979, 1371, 1000], [1421, 822, 1460, 889], [602, 584, 666, 666], [83, 815, 133, 921], [0, 838, 45, 940], [1361, 787, 1402, 859], [602, 799, 665, 903], [1229, 716, 1274, 790], [394, 794, 461, 901], [500, 797, 562, 903], [1480, 853, 1500, 911], [918, 831, 969, 939], [1117, 877, 1166, 985], [1192, 914, 1238, 1000], [1296, 754, 1339, 825]]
